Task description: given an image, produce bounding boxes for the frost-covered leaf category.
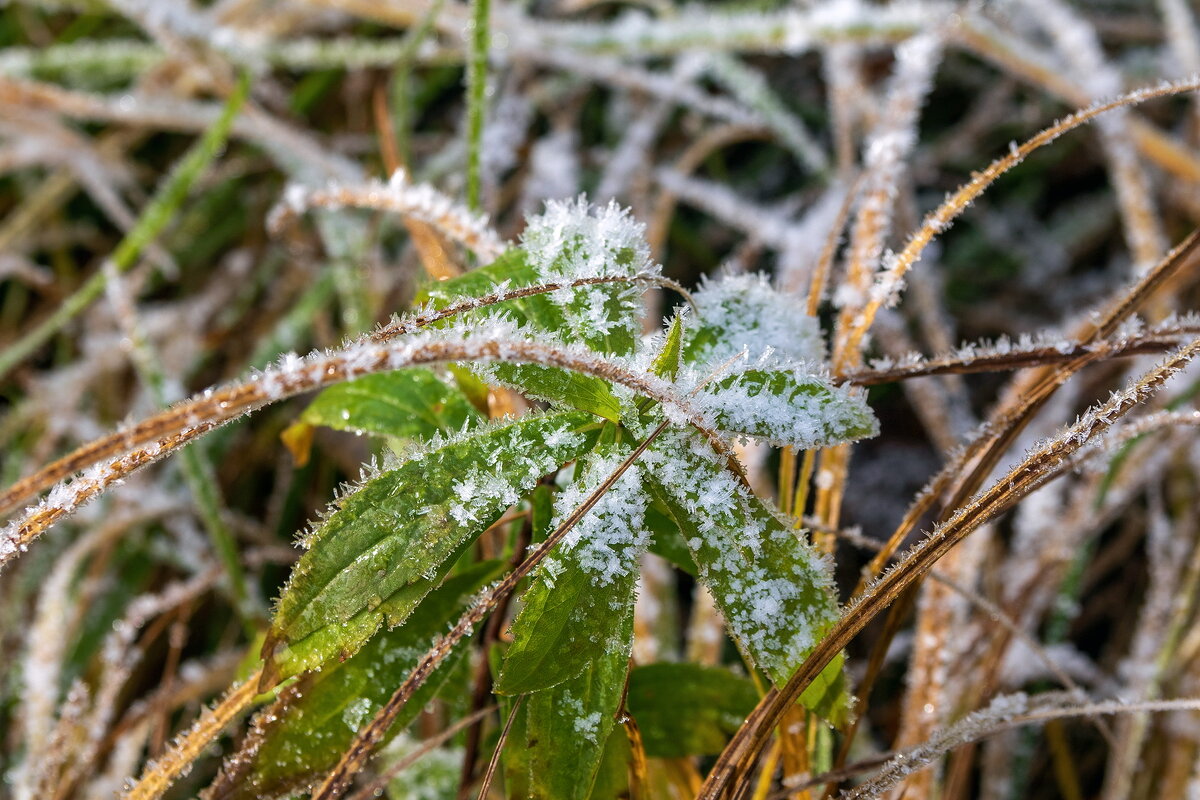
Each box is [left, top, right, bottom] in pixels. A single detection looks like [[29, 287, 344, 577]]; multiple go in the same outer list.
[[497, 447, 649, 694], [420, 200, 660, 419], [479, 362, 624, 422], [523, 599, 634, 800], [642, 428, 851, 725], [698, 366, 878, 449], [285, 368, 482, 454], [214, 563, 498, 800], [421, 249, 625, 420], [263, 412, 601, 682], [626, 663, 758, 757], [684, 273, 824, 366]]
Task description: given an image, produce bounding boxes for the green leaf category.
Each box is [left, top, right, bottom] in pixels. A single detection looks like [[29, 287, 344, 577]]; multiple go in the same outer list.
[[700, 367, 878, 450], [496, 558, 637, 695], [523, 603, 634, 800], [215, 563, 499, 800], [297, 368, 482, 440], [263, 411, 601, 683], [651, 313, 685, 380], [497, 448, 648, 695], [642, 428, 852, 726], [447, 363, 491, 413], [419, 248, 628, 421], [626, 663, 758, 758], [645, 501, 697, 576], [587, 725, 633, 800], [487, 362, 624, 422]]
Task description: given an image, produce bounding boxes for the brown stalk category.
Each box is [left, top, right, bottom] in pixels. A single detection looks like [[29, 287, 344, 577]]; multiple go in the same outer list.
[[342, 706, 497, 800], [842, 327, 1200, 386], [456, 511, 532, 797], [698, 336, 1200, 799], [474, 696, 523, 800], [372, 80, 462, 279], [856, 226, 1200, 592], [0, 273, 691, 520], [122, 667, 263, 800]]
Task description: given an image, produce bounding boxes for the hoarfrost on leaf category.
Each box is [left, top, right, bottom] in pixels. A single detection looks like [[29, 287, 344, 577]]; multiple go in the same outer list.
[[685, 272, 825, 366]]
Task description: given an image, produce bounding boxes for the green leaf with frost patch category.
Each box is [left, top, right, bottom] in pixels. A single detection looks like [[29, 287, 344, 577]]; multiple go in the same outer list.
[[497, 447, 648, 695], [523, 599, 633, 800], [642, 428, 851, 726], [262, 411, 601, 683], [684, 273, 824, 366], [212, 563, 499, 800], [626, 663, 758, 757], [700, 367, 877, 449], [291, 368, 481, 441], [420, 249, 627, 420]]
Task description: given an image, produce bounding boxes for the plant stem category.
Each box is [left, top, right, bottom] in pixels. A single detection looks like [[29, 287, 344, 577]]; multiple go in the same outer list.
[[465, 0, 490, 212]]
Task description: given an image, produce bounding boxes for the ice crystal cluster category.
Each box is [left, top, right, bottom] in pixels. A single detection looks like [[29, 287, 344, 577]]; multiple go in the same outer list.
[[686, 272, 824, 366], [546, 446, 651, 586]]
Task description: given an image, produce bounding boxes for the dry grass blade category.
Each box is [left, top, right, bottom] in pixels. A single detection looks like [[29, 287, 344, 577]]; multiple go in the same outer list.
[[0, 273, 681, 519], [474, 696, 523, 800], [699, 336, 1200, 799], [0, 334, 733, 567], [121, 668, 263, 800]]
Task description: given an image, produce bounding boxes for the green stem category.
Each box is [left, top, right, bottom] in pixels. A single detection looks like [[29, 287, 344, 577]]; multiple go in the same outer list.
[[466, 0, 490, 211]]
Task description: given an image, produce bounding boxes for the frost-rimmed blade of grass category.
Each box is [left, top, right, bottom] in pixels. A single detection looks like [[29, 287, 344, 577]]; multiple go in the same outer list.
[[212, 562, 500, 800], [522, 597, 634, 800], [643, 428, 851, 725], [282, 368, 482, 460], [496, 446, 649, 695], [698, 367, 878, 449], [683, 273, 825, 367], [626, 663, 759, 758], [262, 411, 601, 683]]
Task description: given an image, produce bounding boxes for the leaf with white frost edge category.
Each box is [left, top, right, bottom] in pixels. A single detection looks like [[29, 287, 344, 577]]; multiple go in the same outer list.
[[497, 446, 650, 695], [262, 411, 601, 684], [642, 427, 852, 725], [695, 364, 878, 449]]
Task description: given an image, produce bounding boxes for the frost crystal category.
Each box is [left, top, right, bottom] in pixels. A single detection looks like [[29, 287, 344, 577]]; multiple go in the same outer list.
[[515, 196, 661, 350], [689, 361, 878, 450], [521, 196, 655, 283]]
